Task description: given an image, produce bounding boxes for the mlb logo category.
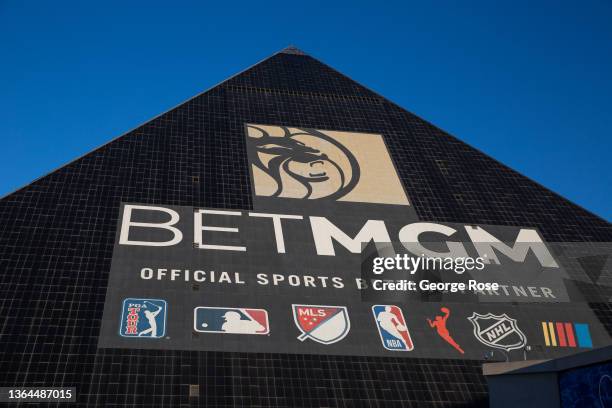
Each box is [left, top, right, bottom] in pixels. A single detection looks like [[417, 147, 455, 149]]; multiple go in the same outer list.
[[194, 307, 269, 335], [119, 298, 167, 338], [292, 304, 350, 344], [372, 305, 414, 351]]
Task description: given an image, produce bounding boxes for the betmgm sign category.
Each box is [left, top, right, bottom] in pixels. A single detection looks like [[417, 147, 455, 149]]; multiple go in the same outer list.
[[98, 124, 610, 359]]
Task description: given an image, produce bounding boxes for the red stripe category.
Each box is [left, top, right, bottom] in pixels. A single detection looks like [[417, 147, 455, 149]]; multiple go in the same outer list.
[[556, 322, 567, 347], [565, 323, 576, 347]]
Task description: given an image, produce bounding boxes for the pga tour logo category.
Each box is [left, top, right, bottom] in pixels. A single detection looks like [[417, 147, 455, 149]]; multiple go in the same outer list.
[[120, 298, 167, 338], [372, 305, 414, 351], [194, 307, 269, 335], [292, 305, 350, 344]]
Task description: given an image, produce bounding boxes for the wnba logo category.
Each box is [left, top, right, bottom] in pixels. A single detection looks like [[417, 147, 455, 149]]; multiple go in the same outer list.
[[246, 124, 410, 205]]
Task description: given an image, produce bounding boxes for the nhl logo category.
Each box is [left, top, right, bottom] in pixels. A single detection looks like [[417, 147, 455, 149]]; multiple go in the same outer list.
[[292, 304, 350, 344], [468, 312, 527, 351]]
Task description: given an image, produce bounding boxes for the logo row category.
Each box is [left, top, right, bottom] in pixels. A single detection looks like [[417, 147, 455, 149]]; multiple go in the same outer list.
[[119, 298, 593, 352]]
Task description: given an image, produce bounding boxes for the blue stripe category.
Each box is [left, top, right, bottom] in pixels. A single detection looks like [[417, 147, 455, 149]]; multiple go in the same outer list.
[[574, 323, 592, 348]]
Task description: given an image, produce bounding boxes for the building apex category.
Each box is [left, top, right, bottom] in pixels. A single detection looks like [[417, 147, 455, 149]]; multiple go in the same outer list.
[[279, 45, 307, 55]]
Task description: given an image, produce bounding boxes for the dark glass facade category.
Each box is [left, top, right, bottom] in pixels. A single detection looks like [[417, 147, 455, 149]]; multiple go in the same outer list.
[[0, 47, 610, 407]]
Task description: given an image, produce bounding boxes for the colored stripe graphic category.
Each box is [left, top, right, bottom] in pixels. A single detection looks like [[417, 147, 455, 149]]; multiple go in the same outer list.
[[556, 322, 567, 347], [574, 324, 593, 348], [542, 322, 592, 348], [564, 323, 576, 347], [548, 322, 557, 346], [542, 322, 550, 346]]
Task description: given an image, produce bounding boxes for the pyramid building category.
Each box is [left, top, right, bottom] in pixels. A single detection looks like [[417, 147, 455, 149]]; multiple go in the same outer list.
[[0, 47, 610, 407]]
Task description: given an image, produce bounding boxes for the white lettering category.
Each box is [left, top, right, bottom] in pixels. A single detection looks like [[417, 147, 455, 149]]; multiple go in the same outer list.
[[249, 212, 303, 253], [310, 217, 392, 256], [119, 205, 183, 246], [194, 209, 246, 252], [465, 226, 559, 268]]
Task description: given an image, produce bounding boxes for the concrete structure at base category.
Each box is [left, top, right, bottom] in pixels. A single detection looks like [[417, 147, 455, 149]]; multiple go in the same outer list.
[[484, 346, 612, 407]]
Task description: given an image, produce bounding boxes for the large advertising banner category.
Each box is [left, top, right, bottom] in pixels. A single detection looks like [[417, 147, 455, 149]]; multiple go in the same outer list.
[[98, 124, 611, 360]]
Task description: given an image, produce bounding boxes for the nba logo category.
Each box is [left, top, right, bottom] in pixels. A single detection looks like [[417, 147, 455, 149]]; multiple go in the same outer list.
[[119, 298, 167, 338], [194, 307, 269, 335], [372, 305, 414, 351]]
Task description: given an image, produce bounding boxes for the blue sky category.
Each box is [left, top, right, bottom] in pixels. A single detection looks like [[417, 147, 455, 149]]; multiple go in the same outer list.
[[1, 1, 611, 220]]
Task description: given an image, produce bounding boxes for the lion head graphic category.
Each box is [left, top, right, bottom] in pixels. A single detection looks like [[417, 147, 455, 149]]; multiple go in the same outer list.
[[247, 125, 360, 200]]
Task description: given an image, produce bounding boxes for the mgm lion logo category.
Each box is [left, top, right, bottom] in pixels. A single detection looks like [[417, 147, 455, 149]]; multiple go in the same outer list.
[[246, 124, 410, 205], [247, 124, 359, 200]]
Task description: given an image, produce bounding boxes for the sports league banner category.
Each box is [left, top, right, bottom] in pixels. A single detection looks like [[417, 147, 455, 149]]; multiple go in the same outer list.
[[97, 201, 610, 359], [97, 124, 612, 360]]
